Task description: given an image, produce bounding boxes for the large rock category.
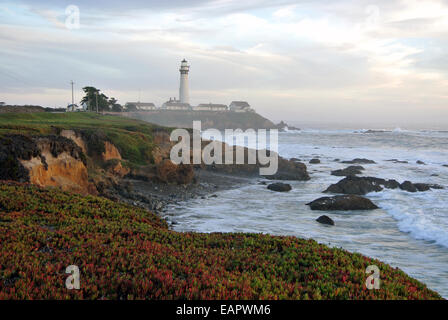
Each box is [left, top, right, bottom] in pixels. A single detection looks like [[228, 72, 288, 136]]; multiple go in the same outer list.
[[331, 165, 365, 176], [324, 176, 388, 195], [201, 142, 310, 181], [327, 176, 442, 195], [275, 120, 300, 131], [267, 183, 292, 192], [341, 158, 376, 164], [316, 215, 334, 226], [309, 158, 320, 164], [404, 182, 443, 192], [413, 183, 430, 192], [156, 159, 194, 184], [307, 195, 379, 211], [400, 181, 417, 192], [264, 158, 310, 181]]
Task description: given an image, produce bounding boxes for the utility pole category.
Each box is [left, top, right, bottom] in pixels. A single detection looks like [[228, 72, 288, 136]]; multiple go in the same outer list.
[[95, 90, 99, 114], [70, 80, 75, 106]]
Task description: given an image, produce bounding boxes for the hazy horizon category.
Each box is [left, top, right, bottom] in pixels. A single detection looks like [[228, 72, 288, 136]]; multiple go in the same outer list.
[[1, 0, 448, 127]]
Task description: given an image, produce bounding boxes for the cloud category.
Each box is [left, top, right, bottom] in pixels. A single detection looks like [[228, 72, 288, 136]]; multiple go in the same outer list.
[[1, 0, 448, 127]]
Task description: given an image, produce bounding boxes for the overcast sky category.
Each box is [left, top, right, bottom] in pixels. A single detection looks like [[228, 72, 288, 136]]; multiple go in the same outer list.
[[1, 0, 448, 128]]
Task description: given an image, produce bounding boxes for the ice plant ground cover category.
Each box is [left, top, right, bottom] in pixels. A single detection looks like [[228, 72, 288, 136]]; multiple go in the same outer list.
[[0, 182, 442, 300]]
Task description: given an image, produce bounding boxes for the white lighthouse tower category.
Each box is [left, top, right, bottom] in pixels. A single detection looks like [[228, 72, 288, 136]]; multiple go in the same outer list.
[[179, 59, 190, 104]]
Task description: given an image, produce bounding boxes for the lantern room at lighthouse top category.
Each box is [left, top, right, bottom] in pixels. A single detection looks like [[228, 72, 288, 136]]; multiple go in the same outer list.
[[179, 59, 190, 74]]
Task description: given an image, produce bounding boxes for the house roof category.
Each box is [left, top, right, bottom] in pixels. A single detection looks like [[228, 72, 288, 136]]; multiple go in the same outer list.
[[230, 101, 250, 107], [197, 103, 228, 108], [127, 102, 155, 107], [163, 102, 190, 108]]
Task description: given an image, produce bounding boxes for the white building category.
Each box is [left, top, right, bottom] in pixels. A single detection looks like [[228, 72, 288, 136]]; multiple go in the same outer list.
[[194, 103, 228, 111], [126, 102, 157, 111], [161, 98, 191, 110], [66, 102, 87, 112], [179, 59, 190, 104], [229, 101, 253, 112]]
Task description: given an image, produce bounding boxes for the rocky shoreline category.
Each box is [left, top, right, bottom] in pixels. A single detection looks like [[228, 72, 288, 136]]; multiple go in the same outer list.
[[112, 169, 257, 215], [150, 156, 446, 229]]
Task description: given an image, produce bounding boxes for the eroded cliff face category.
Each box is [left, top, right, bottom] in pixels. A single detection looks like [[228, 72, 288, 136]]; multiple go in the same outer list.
[[102, 141, 122, 161], [60, 130, 87, 153], [0, 135, 97, 195], [20, 151, 96, 195], [152, 131, 173, 165], [0, 127, 196, 203], [18, 136, 97, 195]]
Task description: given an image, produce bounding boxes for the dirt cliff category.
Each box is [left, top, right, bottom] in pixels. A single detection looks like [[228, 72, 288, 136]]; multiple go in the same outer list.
[[102, 141, 122, 161], [0, 135, 96, 195]]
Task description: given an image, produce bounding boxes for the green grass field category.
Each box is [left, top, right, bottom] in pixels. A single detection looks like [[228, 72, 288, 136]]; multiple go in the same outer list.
[[0, 112, 169, 166]]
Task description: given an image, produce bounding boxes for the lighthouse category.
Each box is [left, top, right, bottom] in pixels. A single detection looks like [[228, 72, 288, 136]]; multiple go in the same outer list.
[[179, 59, 190, 104]]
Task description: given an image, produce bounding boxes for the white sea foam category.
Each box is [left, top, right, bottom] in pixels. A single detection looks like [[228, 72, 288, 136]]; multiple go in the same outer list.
[[372, 190, 448, 248]]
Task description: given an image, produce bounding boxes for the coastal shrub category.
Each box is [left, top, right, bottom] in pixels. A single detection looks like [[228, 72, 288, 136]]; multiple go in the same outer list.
[[0, 182, 442, 300]]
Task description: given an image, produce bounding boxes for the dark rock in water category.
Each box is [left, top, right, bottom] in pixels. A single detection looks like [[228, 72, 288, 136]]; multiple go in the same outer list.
[[331, 165, 365, 177], [258, 181, 267, 185], [309, 158, 321, 164], [316, 215, 335, 226], [290, 158, 301, 162], [307, 195, 379, 211], [324, 176, 385, 195], [342, 158, 376, 164], [400, 181, 417, 192], [359, 129, 391, 134], [398, 181, 442, 193], [265, 158, 310, 181], [386, 159, 408, 164], [431, 174, 439, 177], [383, 179, 401, 189], [414, 183, 444, 191], [333, 159, 340, 162], [443, 164, 448, 168], [325, 176, 401, 195], [267, 183, 292, 192], [414, 183, 431, 192], [416, 160, 426, 165], [275, 120, 300, 131], [210, 194, 218, 198]]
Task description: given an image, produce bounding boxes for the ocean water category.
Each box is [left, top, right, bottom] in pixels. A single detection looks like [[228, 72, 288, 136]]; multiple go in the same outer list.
[[163, 129, 448, 298]]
